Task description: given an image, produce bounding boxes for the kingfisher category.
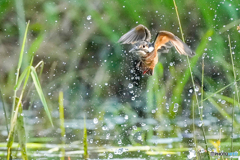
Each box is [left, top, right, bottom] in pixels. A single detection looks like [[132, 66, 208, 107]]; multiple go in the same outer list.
[[118, 24, 195, 75]]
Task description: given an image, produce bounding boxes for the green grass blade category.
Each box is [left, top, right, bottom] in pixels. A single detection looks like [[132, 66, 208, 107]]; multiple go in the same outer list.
[[11, 21, 30, 118], [16, 98, 28, 160], [7, 97, 22, 160], [35, 61, 45, 82], [17, 21, 29, 72], [219, 19, 240, 33], [14, 0, 25, 47], [170, 29, 214, 116], [228, 35, 239, 106], [231, 95, 234, 153], [8, 61, 33, 159], [146, 77, 154, 114], [203, 78, 240, 102], [30, 66, 53, 126], [59, 91, 65, 160], [192, 96, 198, 160], [208, 97, 238, 127], [206, 92, 240, 107], [201, 57, 204, 115], [228, 34, 238, 154], [0, 88, 9, 134], [14, 66, 30, 91], [172, 0, 199, 115], [28, 33, 45, 57], [83, 116, 88, 159]]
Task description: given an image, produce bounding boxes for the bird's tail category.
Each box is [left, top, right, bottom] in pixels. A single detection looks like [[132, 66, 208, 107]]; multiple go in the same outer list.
[[136, 61, 154, 75]]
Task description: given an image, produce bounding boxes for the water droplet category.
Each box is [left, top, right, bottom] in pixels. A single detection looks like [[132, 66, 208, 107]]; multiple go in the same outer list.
[[199, 149, 205, 153], [166, 154, 171, 157], [198, 121, 203, 127], [108, 153, 113, 158], [195, 86, 199, 92], [137, 135, 142, 140], [106, 133, 110, 139], [90, 139, 93, 143], [166, 103, 169, 109], [187, 149, 196, 159], [87, 15, 91, 20], [93, 118, 98, 124], [128, 83, 133, 88], [114, 148, 128, 155], [102, 125, 108, 130], [131, 97, 135, 101], [105, 83, 108, 86], [132, 125, 137, 130], [118, 139, 122, 144], [173, 103, 179, 112], [124, 115, 128, 120], [208, 37, 212, 41], [221, 100, 226, 104]]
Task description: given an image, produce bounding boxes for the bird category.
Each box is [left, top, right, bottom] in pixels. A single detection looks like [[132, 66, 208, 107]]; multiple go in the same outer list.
[[118, 24, 195, 75]]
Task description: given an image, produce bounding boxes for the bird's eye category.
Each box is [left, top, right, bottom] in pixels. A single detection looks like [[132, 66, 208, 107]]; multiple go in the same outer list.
[[143, 45, 145, 48]]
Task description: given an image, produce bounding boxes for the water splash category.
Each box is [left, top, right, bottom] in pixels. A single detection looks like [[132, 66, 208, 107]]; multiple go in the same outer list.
[[114, 148, 128, 155], [187, 149, 196, 159]]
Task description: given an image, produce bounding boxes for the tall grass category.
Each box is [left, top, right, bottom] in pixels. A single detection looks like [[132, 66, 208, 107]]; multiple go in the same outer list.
[[83, 116, 89, 159], [7, 21, 53, 159], [228, 34, 239, 156], [59, 91, 66, 160], [173, 0, 210, 159]]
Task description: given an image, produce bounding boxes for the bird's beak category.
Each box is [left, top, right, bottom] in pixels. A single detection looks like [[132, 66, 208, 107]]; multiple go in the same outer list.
[[129, 46, 137, 53]]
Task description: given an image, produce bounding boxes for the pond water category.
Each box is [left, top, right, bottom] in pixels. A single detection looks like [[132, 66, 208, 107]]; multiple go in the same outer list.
[[0, 107, 238, 159]]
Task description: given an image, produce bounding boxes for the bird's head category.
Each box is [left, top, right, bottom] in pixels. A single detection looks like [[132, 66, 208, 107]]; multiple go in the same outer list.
[[129, 41, 154, 56]]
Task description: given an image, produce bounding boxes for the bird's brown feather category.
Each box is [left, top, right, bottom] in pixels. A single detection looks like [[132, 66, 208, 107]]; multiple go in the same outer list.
[[154, 31, 195, 57]]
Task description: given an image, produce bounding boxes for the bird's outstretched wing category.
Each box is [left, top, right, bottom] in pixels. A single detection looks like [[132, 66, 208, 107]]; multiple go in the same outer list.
[[157, 41, 172, 53], [154, 31, 195, 57], [118, 24, 151, 44]]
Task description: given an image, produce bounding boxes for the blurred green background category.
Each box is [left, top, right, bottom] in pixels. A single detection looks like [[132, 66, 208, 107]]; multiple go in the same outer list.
[[0, 0, 240, 159]]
